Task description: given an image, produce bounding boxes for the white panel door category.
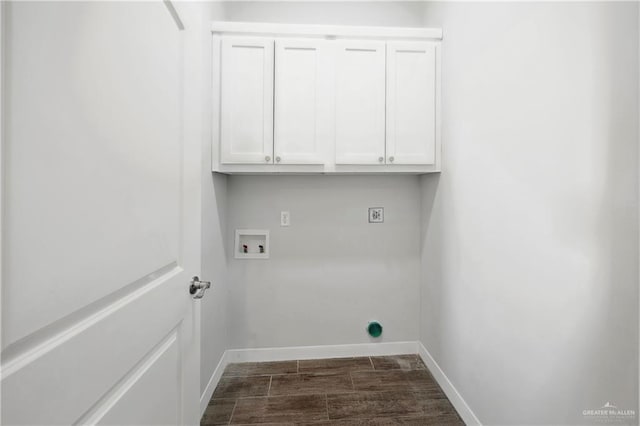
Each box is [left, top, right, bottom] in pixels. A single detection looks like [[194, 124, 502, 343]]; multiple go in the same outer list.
[[220, 36, 274, 164], [386, 41, 437, 165], [334, 40, 386, 165], [1, 2, 202, 425], [274, 39, 326, 164]]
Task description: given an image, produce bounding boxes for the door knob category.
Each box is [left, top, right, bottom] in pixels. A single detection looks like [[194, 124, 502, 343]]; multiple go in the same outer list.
[[265, 156, 271, 162], [276, 156, 281, 163], [388, 156, 395, 163], [189, 276, 211, 299], [378, 157, 384, 163]]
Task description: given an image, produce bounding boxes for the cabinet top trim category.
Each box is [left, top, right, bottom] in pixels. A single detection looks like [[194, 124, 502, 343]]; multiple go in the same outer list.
[[211, 21, 443, 40]]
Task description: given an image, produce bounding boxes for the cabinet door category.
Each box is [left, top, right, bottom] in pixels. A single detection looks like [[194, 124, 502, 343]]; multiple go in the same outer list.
[[274, 39, 326, 164], [386, 42, 438, 165], [220, 37, 274, 164], [334, 41, 386, 165]]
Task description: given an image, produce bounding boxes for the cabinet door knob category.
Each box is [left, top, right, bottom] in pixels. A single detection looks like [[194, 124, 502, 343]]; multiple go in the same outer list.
[[378, 157, 384, 163], [276, 156, 281, 163], [265, 156, 271, 162], [389, 156, 395, 163]]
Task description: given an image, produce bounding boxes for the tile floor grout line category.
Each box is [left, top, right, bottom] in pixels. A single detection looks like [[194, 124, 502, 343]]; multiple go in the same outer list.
[[325, 393, 329, 421], [240, 391, 344, 399], [227, 399, 238, 426]]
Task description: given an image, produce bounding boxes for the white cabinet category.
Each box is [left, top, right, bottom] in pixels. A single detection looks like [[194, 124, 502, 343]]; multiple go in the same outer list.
[[213, 23, 442, 173], [274, 39, 326, 164], [334, 41, 386, 165], [220, 37, 274, 164], [386, 42, 438, 165]]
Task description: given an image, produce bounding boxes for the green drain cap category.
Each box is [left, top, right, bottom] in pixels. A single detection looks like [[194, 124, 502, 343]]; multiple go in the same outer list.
[[367, 321, 383, 338]]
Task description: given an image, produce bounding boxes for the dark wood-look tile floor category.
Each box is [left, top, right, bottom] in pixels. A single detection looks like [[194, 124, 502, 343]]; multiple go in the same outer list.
[[201, 355, 465, 425]]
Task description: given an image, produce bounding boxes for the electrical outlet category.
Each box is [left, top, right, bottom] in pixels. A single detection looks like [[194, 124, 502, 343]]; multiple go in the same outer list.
[[368, 207, 384, 223], [281, 211, 290, 227]]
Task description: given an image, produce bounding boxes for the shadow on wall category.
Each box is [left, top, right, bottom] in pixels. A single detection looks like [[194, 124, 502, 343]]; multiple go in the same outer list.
[[200, 172, 230, 395], [571, 4, 639, 414], [212, 173, 229, 258], [418, 172, 447, 364]]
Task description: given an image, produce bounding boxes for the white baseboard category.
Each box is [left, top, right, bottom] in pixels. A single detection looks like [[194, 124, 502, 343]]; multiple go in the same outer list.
[[417, 342, 481, 426], [225, 341, 419, 363], [199, 351, 230, 417]]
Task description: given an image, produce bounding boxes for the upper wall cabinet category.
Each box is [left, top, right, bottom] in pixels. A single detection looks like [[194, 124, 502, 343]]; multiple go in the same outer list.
[[386, 42, 438, 165], [212, 22, 443, 174], [334, 41, 386, 165], [220, 37, 274, 164], [274, 39, 327, 165]]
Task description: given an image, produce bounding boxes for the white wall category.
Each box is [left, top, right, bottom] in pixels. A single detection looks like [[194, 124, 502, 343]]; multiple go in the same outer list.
[[420, 3, 639, 425], [227, 176, 421, 349], [200, 171, 228, 396], [223, 2, 425, 350], [224, 1, 424, 27], [174, 2, 230, 399]]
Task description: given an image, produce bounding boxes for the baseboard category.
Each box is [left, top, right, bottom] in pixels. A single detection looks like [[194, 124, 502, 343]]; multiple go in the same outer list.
[[417, 342, 481, 426], [224, 341, 419, 363], [199, 351, 230, 417]]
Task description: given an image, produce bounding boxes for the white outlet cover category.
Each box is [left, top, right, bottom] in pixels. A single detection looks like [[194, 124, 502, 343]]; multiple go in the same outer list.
[[281, 211, 290, 227], [368, 207, 384, 223]]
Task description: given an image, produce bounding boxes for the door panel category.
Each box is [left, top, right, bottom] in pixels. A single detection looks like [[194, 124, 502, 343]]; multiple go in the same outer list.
[[3, 1, 181, 348], [274, 39, 326, 164], [220, 37, 274, 164], [386, 41, 437, 165], [1, 2, 199, 425], [334, 40, 386, 165], [2, 271, 184, 424], [95, 331, 180, 426]]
